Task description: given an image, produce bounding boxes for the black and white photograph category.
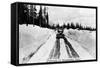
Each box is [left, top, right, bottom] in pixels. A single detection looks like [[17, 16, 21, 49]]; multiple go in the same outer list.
[[18, 3, 97, 64]]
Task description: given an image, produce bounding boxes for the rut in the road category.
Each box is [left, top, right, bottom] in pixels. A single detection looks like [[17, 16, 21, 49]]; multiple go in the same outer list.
[[48, 37, 79, 61], [22, 35, 51, 63], [48, 39, 60, 60], [63, 37, 79, 58], [22, 34, 80, 63]]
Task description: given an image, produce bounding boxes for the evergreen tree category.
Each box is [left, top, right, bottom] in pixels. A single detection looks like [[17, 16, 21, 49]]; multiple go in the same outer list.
[[38, 5, 43, 27], [46, 12, 49, 28], [76, 23, 79, 29], [67, 23, 70, 29], [63, 23, 66, 28]]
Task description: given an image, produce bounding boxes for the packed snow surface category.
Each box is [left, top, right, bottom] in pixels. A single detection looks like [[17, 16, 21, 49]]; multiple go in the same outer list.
[[19, 25, 96, 64]]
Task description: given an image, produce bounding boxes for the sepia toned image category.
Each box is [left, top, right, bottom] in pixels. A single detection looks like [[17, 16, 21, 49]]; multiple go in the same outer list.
[[18, 3, 96, 64]]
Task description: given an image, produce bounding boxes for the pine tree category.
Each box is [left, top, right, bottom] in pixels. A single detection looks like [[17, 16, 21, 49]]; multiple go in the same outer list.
[[39, 5, 43, 27], [46, 12, 49, 28], [76, 23, 79, 29], [63, 23, 66, 28], [67, 23, 70, 29]]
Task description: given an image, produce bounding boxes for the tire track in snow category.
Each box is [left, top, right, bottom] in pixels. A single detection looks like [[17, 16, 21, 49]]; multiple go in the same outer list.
[[47, 38, 60, 62], [22, 34, 52, 63], [63, 37, 79, 59], [27, 34, 56, 63]]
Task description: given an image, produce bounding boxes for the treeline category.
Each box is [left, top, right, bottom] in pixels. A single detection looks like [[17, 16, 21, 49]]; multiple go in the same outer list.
[[64, 23, 96, 31], [18, 3, 49, 27], [18, 4, 96, 31], [46, 22, 96, 31]]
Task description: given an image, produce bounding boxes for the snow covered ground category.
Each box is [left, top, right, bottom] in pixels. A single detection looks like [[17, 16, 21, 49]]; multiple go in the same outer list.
[[19, 25, 96, 64], [64, 29, 96, 58], [19, 25, 54, 63]]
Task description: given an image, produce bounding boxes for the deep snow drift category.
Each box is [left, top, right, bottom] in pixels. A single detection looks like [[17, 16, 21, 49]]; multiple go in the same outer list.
[[19, 25, 96, 64]]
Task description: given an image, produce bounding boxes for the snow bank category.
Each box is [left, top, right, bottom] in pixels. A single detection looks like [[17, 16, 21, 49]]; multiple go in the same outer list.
[[19, 24, 54, 63], [64, 29, 96, 58]]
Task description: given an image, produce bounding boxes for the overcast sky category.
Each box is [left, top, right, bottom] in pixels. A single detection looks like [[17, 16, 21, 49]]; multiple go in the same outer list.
[[47, 6, 96, 28], [36, 5, 96, 28]]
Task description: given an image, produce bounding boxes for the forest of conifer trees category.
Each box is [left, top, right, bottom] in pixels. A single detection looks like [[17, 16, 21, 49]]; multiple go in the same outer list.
[[18, 3, 96, 31]]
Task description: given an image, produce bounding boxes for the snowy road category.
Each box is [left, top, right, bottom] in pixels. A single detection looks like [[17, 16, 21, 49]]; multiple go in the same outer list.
[[19, 25, 95, 63], [26, 33, 95, 63], [60, 39, 69, 59], [66, 37, 95, 60], [28, 33, 56, 63]]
